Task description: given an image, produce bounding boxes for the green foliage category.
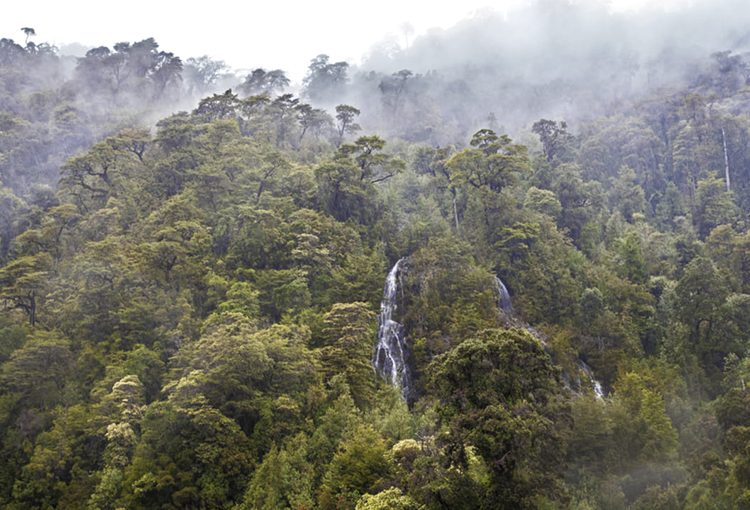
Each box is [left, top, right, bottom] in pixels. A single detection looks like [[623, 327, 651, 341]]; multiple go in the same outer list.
[[612, 371, 679, 463], [397, 238, 500, 396], [320, 302, 377, 409], [319, 423, 391, 507], [532, 119, 575, 166], [314, 136, 403, 224], [3, 30, 750, 510], [121, 399, 253, 509], [694, 173, 737, 239], [0, 330, 71, 409], [168, 315, 320, 442], [525, 187, 562, 219], [0, 252, 51, 325], [239, 434, 315, 510], [430, 328, 571, 509], [355, 487, 418, 510]]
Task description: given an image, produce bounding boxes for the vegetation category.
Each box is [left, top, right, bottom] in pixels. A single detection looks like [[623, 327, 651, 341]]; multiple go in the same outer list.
[[2, 6, 750, 508]]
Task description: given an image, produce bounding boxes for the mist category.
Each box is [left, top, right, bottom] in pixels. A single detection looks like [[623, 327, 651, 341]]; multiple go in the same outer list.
[[3, 1, 750, 509], [5, 0, 749, 156], [338, 0, 750, 141], [4, 0, 750, 195]]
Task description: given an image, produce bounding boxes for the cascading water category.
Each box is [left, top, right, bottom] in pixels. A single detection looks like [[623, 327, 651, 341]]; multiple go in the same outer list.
[[494, 276, 513, 315], [578, 360, 605, 401], [373, 259, 412, 400], [372, 263, 604, 404], [491, 273, 605, 401]]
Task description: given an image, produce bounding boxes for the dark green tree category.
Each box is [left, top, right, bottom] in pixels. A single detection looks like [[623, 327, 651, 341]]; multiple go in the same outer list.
[[531, 119, 574, 166], [430, 328, 570, 509], [321, 302, 377, 409]]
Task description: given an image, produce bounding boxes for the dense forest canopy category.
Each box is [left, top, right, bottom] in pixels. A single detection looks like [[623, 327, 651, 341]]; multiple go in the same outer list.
[[3, 0, 750, 508]]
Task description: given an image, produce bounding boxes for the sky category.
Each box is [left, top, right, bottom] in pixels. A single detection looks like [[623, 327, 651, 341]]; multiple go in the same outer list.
[[1, 0, 695, 83]]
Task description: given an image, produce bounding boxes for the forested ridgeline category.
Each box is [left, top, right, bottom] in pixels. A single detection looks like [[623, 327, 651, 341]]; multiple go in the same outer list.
[[3, 17, 750, 510]]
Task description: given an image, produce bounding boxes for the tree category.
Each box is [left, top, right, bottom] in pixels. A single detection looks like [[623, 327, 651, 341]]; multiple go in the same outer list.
[[121, 400, 253, 510], [335, 104, 361, 144], [250, 151, 292, 203], [149, 51, 182, 100], [20, 28, 35, 45], [321, 302, 377, 409], [72, 38, 182, 104], [693, 172, 737, 239], [0, 186, 26, 259], [192, 89, 241, 122], [296, 102, 333, 145], [430, 328, 571, 509], [14, 204, 80, 263], [0, 330, 72, 409], [673, 256, 730, 373], [414, 146, 463, 230], [549, 163, 604, 245], [356, 487, 418, 510], [168, 315, 319, 434], [239, 68, 290, 96], [448, 129, 528, 194], [379, 70, 413, 121], [268, 93, 301, 146], [239, 433, 315, 510], [319, 424, 391, 509], [0, 253, 51, 326], [531, 119, 574, 166], [124, 38, 159, 78], [314, 155, 367, 224], [610, 166, 646, 222], [524, 187, 562, 219], [75, 46, 121, 98], [709, 50, 747, 96], [59, 132, 145, 212], [617, 231, 648, 285], [302, 55, 348, 103], [446, 129, 529, 239], [184, 55, 228, 96], [339, 135, 405, 184], [315, 136, 403, 223], [610, 371, 679, 465]]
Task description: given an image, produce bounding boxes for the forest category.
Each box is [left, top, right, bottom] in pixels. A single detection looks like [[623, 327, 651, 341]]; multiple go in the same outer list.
[[3, 1, 750, 508]]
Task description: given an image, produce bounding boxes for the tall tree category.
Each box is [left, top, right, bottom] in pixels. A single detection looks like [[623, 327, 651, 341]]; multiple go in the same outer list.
[[0, 253, 51, 326], [431, 329, 570, 509], [532, 119, 574, 166], [302, 54, 348, 103], [448, 129, 528, 194], [239, 68, 290, 96], [183, 55, 228, 96], [20, 28, 35, 45], [321, 302, 377, 408], [335, 104, 361, 145]]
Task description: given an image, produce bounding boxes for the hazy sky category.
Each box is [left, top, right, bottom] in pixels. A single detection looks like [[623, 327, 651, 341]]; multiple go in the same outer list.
[[1, 0, 693, 82]]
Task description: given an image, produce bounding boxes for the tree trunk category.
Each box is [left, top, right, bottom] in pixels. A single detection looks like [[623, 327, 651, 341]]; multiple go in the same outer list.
[[28, 290, 36, 327], [722, 124, 731, 192]]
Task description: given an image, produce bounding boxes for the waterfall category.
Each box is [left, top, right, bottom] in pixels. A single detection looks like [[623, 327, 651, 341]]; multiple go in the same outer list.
[[494, 276, 513, 315], [490, 275, 604, 400], [372, 259, 412, 400], [371, 264, 603, 404], [578, 360, 605, 401]]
